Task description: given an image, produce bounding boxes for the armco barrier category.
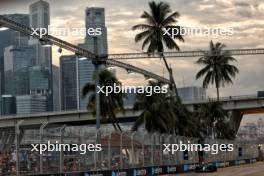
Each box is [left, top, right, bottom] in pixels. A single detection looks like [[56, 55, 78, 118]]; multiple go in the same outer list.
[[32, 158, 258, 176]]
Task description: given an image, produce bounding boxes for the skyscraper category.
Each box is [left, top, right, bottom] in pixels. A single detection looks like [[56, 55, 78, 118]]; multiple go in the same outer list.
[[83, 7, 108, 55], [60, 55, 78, 111], [29, 0, 53, 111], [77, 58, 95, 110], [76, 7, 108, 110], [0, 95, 16, 115], [29, 66, 50, 93], [13, 67, 30, 95], [0, 14, 30, 95], [4, 45, 36, 95], [52, 65, 60, 111], [4, 45, 35, 72], [177, 86, 206, 102], [29, 0, 51, 69], [16, 95, 47, 114], [59, 7, 108, 111]]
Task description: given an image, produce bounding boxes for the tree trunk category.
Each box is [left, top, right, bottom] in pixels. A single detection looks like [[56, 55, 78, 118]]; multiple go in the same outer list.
[[216, 86, 220, 101], [161, 54, 179, 97]]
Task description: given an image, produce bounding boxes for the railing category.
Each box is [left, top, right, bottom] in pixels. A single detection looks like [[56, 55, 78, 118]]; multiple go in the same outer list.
[[182, 94, 261, 104], [0, 127, 259, 175]]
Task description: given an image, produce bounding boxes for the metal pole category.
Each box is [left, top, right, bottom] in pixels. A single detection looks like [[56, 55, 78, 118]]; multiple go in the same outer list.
[[94, 128, 102, 171], [59, 125, 66, 173], [93, 37, 101, 130], [160, 134, 164, 166], [131, 132, 136, 168], [120, 132, 124, 169], [142, 132, 146, 167], [76, 56, 80, 110], [15, 120, 24, 176], [108, 132, 112, 169], [151, 133, 155, 165], [93, 37, 101, 173], [39, 121, 48, 174]]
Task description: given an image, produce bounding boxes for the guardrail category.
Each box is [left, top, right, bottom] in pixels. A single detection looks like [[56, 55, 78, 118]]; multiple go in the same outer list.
[[182, 94, 261, 104], [0, 127, 259, 175]]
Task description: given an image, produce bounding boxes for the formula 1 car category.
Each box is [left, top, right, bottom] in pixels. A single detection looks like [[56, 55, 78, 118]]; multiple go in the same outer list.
[[195, 163, 217, 173]]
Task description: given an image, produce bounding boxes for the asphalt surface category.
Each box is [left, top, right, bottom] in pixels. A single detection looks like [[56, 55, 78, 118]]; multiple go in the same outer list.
[[178, 162, 264, 176]]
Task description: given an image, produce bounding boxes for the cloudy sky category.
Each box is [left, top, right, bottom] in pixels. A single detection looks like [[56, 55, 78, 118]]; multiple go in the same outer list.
[[1, 0, 264, 124]]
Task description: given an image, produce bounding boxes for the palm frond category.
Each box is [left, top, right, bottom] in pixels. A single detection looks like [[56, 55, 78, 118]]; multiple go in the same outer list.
[[162, 12, 180, 26], [82, 83, 95, 97]]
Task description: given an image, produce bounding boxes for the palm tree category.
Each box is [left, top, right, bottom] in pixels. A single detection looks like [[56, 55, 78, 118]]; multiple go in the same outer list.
[[132, 1, 184, 94], [198, 101, 235, 139], [196, 41, 239, 101], [132, 83, 199, 136], [82, 69, 126, 132], [171, 97, 197, 137], [132, 81, 176, 134]]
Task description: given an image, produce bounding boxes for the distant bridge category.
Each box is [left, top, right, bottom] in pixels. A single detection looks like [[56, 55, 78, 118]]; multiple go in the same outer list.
[[183, 95, 264, 132], [0, 95, 264, 132], [0, 109, 141, 129]]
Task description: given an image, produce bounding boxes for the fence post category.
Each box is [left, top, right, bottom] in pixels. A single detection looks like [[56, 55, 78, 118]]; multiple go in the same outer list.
[[167, 134, 172, 165], [78, 128, 81, 171], [142, 131, 147, 167], [59, 125, 66, 173], [120, 132, 125, 169], [94, 128, 102, 171], [39, 121, 48, 174], [175, 136, 179, 165], [15, 120, 24, 176], [151, 133, 156, 165], [160, 134, 165, 166], [131, 131, 136, 168], [108, 132, 112, 169]]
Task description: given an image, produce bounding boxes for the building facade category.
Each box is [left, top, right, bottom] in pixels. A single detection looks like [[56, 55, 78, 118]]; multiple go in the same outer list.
[[0, 14, 30, 95], [0, 95, 16, 115], [83, 7, 108, 55], [60, 55, 78, 111], [4, 45, 36, 95], [76, 7, 108, 110], [52, 65, 60, 111], [177, 86, 206, 102], [16, 95, 47, 114], [29, 0, 53, 111], [59, 7, 108, 111]]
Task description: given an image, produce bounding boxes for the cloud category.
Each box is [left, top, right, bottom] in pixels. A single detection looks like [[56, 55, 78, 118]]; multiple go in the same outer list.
[[1, 0, 263, 99]]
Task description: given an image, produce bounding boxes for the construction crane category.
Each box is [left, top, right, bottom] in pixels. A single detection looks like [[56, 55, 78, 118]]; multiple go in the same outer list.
[[108, 48, 264, 60], [1, 15, 264, 83], [0, 15, 170, 83]]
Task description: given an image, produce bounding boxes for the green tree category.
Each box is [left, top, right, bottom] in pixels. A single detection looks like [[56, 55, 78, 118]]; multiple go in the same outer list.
[[196, 41, 239, 101], [172, 98, 198, 137], [132, 81, 176, 134], [132, 1, 184, 94], [198, 101, 235, 140], [82, 69, 126, 131], [132, 81, 199, 136]]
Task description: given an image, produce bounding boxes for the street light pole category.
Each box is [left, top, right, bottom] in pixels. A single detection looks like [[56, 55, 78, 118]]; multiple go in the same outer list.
[[94, 37, 101, 130]]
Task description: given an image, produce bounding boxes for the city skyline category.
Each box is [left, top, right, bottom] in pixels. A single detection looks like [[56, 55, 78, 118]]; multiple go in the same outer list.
[[0, 1, 54, 115], [0, 1, 264, 175]]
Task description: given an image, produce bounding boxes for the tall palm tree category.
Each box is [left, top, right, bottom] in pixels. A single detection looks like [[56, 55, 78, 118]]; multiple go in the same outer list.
[[132, 81, 176, 134], [132, 83, 198, 136], [171, 96, 197, 137], [196, 41, 239, 101], [82, 69, 126, 131], [132, 1, 184, 95], [198, 101, 235, 139]]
